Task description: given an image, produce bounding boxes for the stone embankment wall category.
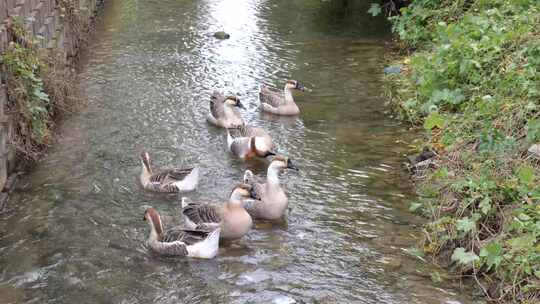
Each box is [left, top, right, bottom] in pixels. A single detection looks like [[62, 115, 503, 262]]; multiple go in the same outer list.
[[0, 0, 100, 194]]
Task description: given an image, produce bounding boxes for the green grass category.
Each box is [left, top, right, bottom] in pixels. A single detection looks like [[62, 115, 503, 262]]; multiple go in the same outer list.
[[384, 0, 540, 302]]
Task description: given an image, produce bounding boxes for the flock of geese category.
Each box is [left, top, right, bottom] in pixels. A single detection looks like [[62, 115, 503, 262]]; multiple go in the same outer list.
[[141, 80, 305, 259]]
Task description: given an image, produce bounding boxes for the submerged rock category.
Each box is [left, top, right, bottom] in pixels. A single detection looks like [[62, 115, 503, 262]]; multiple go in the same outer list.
[[407, 147, 437, 174], [214, 31, 230, 39], [407, 147, 437, 166], [383, 65, 402, 74]]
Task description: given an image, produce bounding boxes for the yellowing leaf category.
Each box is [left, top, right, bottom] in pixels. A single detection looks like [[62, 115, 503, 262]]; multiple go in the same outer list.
[[424, 112, 445, 130]]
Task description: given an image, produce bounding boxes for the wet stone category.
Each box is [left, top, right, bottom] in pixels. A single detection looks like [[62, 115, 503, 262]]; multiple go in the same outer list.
[[528, 144, 540, 158], [213, 31, 230, 39], [383, 65, 402, 74]]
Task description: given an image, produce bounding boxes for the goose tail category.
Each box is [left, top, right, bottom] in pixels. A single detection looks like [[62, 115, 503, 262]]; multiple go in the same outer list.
[[187, 228, 221, 259], [226, 129, 234, 151]]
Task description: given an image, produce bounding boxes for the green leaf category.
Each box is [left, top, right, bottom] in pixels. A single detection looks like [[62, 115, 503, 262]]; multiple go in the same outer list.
[[526, 119, 540, 142], [430, 271, 443, 283], [479, 196, 491, 214], [456, 217, 475, 233], [480, 241, 502, 270], [424, 112, 445, 130], [517, 165, 535, 185], [434, 167, 448, 179], [367, 3, 382, 17], [508, 236, 535, 252], [409, 201, 422, 212], [451, 247, 479, 265], [33, 90, 50, 102]]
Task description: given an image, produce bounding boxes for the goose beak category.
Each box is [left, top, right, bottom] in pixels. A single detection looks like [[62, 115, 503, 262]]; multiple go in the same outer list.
[[264, 151, 276, 158], [295, 82, 305, 92], [287, 160, 299, 171], [236, 100, 245, 109]]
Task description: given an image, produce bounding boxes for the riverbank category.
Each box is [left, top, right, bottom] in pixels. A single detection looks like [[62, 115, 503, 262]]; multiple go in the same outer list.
[[0, 0, 102, 202], [384, 0, 539, 302]]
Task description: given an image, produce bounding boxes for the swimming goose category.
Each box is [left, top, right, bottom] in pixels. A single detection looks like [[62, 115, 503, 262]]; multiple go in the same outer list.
[[241, 156, 298, 220], [143, 207, 220, 258], [139, 152, 199, 193], [238, 125, 274, 152], [259, 80, 305, 115], [207, 91, 245, 128], [181, 184, 254, 240], [226, 126, 276, 160], [243, 169, 264, 187]]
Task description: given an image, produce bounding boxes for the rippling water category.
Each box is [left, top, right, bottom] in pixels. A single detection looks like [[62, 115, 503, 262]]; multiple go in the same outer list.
[[0, 1, 474, 303]]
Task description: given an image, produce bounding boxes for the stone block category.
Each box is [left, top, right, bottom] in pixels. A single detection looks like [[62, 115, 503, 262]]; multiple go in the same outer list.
[[19, 0, 32, 17], [45, 15, 55, 35], [0, 4, 7, 23], [6, 0, 17, 14], [33, 2, 44, 26], [0, 26, 7, 54], [9, 5, 21, 18]]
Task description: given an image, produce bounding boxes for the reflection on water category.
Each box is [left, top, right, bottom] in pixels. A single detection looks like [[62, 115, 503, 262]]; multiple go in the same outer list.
[[0, 0, 473, 303]]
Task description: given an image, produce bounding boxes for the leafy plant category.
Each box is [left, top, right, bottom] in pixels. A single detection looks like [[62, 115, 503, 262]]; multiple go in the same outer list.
[[385, 0, 540, 302]]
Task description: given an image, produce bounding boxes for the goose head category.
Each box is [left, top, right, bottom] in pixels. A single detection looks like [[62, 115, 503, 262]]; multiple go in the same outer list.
[[143, 207, 164, 238], [224, 95, 244, 109], [243, 169, 255, 184], [285, 80, 305, 92], [139, 151, 152, 173], [269, 155, 299, 171], [229, 183, 254, 204]]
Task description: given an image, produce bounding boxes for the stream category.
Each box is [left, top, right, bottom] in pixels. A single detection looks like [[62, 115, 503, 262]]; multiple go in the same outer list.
[[0, 0, 474, 303]]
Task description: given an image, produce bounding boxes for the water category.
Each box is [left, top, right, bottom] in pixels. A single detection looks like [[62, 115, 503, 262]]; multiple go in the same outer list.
[[0, 0, 474, 303]]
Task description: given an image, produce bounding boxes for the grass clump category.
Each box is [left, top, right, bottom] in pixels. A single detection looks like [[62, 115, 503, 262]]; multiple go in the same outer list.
[[3, 20, 53, 157], [2, 15, 83, 160], [385, 0, 540, 302]]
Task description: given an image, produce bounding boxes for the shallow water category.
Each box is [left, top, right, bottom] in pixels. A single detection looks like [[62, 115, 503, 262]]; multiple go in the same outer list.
[[0, 0, 474, 303]]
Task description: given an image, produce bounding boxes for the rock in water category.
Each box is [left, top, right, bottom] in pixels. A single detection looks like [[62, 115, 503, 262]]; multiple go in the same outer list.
[[383, 65, 402, 74], [528, 144, 540, 158], [214, 31, 230, 39]]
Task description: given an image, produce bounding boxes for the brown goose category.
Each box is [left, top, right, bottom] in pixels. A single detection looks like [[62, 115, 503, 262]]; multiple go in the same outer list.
[[206, 91, 245, 128], [139, 152, 199, 193], [259, 80, 305, 115], [181, 184, 254, 240], [143, 207, 220, 258], [241, 156, 298, 220], [226, 126, 275, 160]]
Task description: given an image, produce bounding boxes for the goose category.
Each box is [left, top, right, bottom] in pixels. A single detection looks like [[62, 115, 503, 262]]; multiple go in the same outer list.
[[259, 80, 305, 115], [143, 207, 220, 258], [226, 126, 276, 160], [243, 169, 264, 187], [181, 183, 254, 240], [241, 156, 298, 220], [207, 91, 245, 128], [139, 152, 199, 193]]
